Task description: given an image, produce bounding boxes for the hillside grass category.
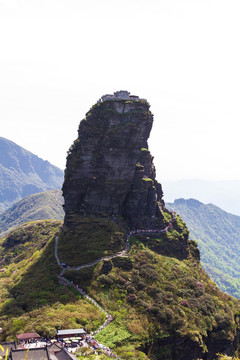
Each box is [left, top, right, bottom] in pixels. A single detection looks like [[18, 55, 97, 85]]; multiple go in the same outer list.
[[0, 220, 105, 341], [62, 222, 240, 359], [57, 215, 126, 266], [0, 216, 240, 359]]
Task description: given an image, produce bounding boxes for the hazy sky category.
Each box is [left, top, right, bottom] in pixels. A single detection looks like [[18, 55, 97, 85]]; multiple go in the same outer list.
[[1, 0, 240, 181]]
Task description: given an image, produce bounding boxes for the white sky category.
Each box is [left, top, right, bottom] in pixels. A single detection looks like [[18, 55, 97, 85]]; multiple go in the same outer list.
[[1, 0, 240, 181]]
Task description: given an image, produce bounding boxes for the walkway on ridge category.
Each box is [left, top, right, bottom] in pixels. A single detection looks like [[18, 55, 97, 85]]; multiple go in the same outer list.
[[54, 211, 177, 345]]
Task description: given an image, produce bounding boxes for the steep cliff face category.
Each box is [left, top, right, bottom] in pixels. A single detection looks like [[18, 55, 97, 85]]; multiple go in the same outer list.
[[62, 92, 165, 229]]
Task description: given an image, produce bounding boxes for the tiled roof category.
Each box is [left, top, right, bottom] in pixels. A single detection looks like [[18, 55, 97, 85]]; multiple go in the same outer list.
[[16, 333, 40, 340], [0, 342, 16, 356], [55, 349, 78, 360], [11, 348, 49, 360], [47, 342, 63, 351], [56, 329, 85, 336]]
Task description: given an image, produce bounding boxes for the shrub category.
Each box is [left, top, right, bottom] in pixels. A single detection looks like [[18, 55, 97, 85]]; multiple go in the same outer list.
[[98, 274, 113, 286], [117, 276, 126, 285], [214, 313, 233, 330], [147, 286, 161, 297], [127, 294, 137, 302], [139, 267, 159, 281], [136, 281, 145, 290], [196, 281, 204, 288], [180, 299, 189, 307], [126, 284, 136, 294], [59, 294, 70, 302], [194, 288, 204, 297], [80, 318, 88, 326]]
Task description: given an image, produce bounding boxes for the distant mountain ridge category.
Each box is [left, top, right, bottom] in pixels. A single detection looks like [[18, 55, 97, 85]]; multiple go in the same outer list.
[[0, 137, 64, 212], [0, 189, 64, 237], [162, 179, 240, 215], [167, 198, 240, 298]]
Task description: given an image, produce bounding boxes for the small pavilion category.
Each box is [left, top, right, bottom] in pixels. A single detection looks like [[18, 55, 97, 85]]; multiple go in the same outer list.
[[16, 332, 40, 343]]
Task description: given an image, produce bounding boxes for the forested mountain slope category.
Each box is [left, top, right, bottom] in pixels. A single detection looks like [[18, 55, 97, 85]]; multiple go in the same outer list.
[[0, 189, 64, 237], [0, 137, 64, 212], [167, 198, 240, 298]]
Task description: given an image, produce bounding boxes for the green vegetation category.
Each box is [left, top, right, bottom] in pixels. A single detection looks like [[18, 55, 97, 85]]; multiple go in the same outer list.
[[0, 189, 64, 237], [217, 356, 240, 360], [162, 209, 172, 223], [76, 349, 106, 359], [141, 148, 149, 152], [64, 238, 240, 358], [142, 177, 153, 183], [136, 163, 144, 170], [0, 220, 104, 341], [61, 219, 240, 359], [167, 198, 240, 298], [0, 213, 239, 358], [57, 216, 125, 266]]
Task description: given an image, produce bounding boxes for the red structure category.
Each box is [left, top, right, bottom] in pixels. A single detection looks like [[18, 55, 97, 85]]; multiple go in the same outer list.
[[16, 332, 40, 342]]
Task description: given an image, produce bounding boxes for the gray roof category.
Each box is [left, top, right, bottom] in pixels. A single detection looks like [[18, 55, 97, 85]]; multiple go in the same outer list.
[[55, 349, 78, 360], [56, 329, 85, 336], [47, 344, 78, 360], [0, 342, 16, 356], [47, 342, 63, 353], [11, 348, 49, 360]]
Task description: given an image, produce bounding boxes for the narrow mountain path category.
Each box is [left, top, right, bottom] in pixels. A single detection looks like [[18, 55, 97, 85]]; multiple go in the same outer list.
[[54, 212, 177, 352], [55, 235, 61, 266]]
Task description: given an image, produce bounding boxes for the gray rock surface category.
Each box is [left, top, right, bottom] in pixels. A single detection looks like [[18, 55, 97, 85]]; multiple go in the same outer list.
[[62, 92, 165, 229]]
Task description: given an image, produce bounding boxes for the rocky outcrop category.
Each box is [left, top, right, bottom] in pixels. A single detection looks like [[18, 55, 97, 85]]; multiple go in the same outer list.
[[62, 92, 165, 229]]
